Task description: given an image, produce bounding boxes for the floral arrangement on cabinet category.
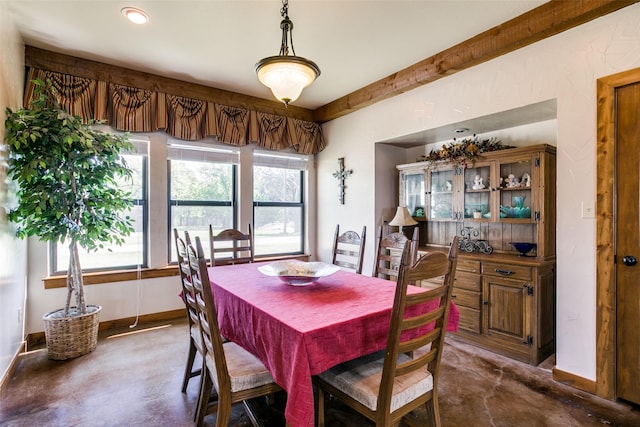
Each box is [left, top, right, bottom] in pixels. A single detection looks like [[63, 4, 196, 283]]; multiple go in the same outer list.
[[420, 135, 512, 169]]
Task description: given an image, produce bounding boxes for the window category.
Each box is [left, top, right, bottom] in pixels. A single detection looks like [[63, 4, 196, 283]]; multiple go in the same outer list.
[[51, 140, 148, 273], [168, 143, 239, 262], [253, 151, 307, 256]]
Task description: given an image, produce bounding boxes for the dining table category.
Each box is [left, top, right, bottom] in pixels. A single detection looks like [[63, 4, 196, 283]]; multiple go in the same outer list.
[[208, 261, 460, 427]]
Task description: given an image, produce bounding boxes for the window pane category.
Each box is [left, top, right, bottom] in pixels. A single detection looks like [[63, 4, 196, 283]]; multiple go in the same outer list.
[[117, 155, 144, 199], [55, 205, 145, 271], [254, 206, 303, 255], [170, 206, 233, 262], [254, 166, 301, 202], [170, 160, 233, 201], [169, 158, 235, 263]]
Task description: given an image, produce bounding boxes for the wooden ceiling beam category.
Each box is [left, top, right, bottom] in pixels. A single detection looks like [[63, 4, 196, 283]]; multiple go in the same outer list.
[[24, 46, 315, 122], [312, 0, 639, 123]]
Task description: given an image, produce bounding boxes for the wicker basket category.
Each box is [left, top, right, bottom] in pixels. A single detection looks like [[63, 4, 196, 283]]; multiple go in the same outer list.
[[43, 305, 102, 360]]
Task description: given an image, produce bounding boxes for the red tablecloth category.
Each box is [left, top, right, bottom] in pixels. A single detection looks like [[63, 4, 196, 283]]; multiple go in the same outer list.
[[209, 262, 459, 427]]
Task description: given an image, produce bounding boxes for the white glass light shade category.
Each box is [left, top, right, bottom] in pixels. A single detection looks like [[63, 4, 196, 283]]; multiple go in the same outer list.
[[256, 56, 320, 105], [389, 206, 418, 226]]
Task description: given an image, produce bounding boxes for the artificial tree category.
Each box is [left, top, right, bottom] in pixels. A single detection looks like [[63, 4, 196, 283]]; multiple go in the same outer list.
[[5, 79, 134, 357]]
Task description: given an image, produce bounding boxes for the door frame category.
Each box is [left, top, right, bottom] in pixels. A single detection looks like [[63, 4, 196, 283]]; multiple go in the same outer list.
[[596, 67, 640, 400]]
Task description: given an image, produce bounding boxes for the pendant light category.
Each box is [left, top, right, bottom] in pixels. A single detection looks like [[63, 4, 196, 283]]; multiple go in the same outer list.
[[255, 0, 320, 106]]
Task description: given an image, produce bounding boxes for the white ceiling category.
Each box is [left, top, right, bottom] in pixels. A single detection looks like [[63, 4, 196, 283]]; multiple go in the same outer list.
[[7, 0, 547, 110]]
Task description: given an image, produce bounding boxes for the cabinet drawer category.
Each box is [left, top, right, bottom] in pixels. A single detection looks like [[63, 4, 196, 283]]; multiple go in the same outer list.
[[483, 262, 532, 281], [454, 271, 481, 291], [457, 306, 481, 334], [452, 288, 481, 310], [457, 259, 481, 274]]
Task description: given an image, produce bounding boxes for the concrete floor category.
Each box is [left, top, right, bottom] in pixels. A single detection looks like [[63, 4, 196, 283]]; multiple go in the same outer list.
[[1, 318, 639, 427]]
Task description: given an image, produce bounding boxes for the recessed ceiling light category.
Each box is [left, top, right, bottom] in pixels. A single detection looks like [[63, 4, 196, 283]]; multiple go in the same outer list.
[[121, 7, 149, 25]]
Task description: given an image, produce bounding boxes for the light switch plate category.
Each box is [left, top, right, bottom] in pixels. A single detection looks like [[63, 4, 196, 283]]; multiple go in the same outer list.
[[581, 202, 595, 218]]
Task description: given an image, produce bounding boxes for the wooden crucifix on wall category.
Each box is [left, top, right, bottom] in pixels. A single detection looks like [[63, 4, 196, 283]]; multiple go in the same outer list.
[[332, 157, 353, 205]]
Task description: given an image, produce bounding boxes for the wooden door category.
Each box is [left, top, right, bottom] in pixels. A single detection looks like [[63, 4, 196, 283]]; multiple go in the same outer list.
[[615, 82, 640, 404], [483, 277, 529, 346]]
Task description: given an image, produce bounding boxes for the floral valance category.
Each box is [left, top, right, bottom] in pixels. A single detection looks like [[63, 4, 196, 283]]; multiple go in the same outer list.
[[24, 68, 326, 155]]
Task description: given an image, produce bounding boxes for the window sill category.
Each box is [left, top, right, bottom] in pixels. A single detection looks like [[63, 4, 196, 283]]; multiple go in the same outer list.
[[43, 254, 311, 289], [43, 266, 179, 289]]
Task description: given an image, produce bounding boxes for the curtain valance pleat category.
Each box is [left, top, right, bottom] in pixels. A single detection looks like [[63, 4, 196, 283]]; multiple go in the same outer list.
[[287, 118, 326, 154], [255, 112, 290, 151], [108, 83, 159, 132], [23, 67, 325, 154], [165, 95, 217, 141], [25, 68, 99, 120], [215, 104, 250, 146]]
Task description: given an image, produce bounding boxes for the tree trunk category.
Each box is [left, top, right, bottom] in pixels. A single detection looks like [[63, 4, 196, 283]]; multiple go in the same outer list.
[[65, 240, 86, 316]]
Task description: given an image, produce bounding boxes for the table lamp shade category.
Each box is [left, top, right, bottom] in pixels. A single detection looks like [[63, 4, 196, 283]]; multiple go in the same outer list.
[[388, 206, 418, 226]]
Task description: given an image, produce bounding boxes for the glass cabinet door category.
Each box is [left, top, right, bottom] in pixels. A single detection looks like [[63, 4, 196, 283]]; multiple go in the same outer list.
[[498, 156, 534, 221], [427, 168, 455, 220], [402, 171, 425, 217], [463, 164, 492, 220]]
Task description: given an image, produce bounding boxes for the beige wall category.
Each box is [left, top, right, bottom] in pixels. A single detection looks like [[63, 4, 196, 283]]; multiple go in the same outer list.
[[316, 4, 640, 381], [0, 0, 26, 383]]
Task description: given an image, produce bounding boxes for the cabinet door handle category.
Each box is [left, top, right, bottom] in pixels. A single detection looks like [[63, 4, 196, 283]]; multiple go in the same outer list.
[[482, 300, 489, 305], [451, 294, 457, 299], [494, 268, 515, 276]]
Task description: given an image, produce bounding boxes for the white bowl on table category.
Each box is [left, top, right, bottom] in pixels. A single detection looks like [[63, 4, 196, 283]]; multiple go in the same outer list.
[[258, 261, 340, 286]]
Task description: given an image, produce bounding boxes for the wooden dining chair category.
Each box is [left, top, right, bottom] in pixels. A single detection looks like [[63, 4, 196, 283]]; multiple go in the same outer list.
[[173, 228, 203, 394], [315, 236, 459, 427], [331, 224, 367, 274], [208, 224, 254, 266], [187, 236, 283, 427], [372, 224, 419, 281]]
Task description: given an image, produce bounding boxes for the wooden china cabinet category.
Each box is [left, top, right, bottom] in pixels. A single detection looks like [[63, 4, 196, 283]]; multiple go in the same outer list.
[[397, 144, 556, 365]]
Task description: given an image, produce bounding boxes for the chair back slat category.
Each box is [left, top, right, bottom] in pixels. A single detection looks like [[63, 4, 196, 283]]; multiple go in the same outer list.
[[174, 229, 200, 329], [209, 224, 254, 266], [401, 306, 446, 331], [397, 327, 441, 355], [395, 345, 438, 377], [376, 236, 459, 414], [372, 225, 419, 281], [331, 225, 366, 274]]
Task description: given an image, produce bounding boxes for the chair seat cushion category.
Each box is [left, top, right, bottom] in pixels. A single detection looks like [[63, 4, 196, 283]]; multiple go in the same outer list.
[[317, 351, 433, 412], [205, 341, 275, 393]]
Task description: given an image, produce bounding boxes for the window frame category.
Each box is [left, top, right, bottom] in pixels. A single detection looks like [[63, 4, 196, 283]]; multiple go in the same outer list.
[[49, 151, 149, 275], [253, 155, 307, 257], [43, 138, 315, 289], [166, 160, 238, 263]]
